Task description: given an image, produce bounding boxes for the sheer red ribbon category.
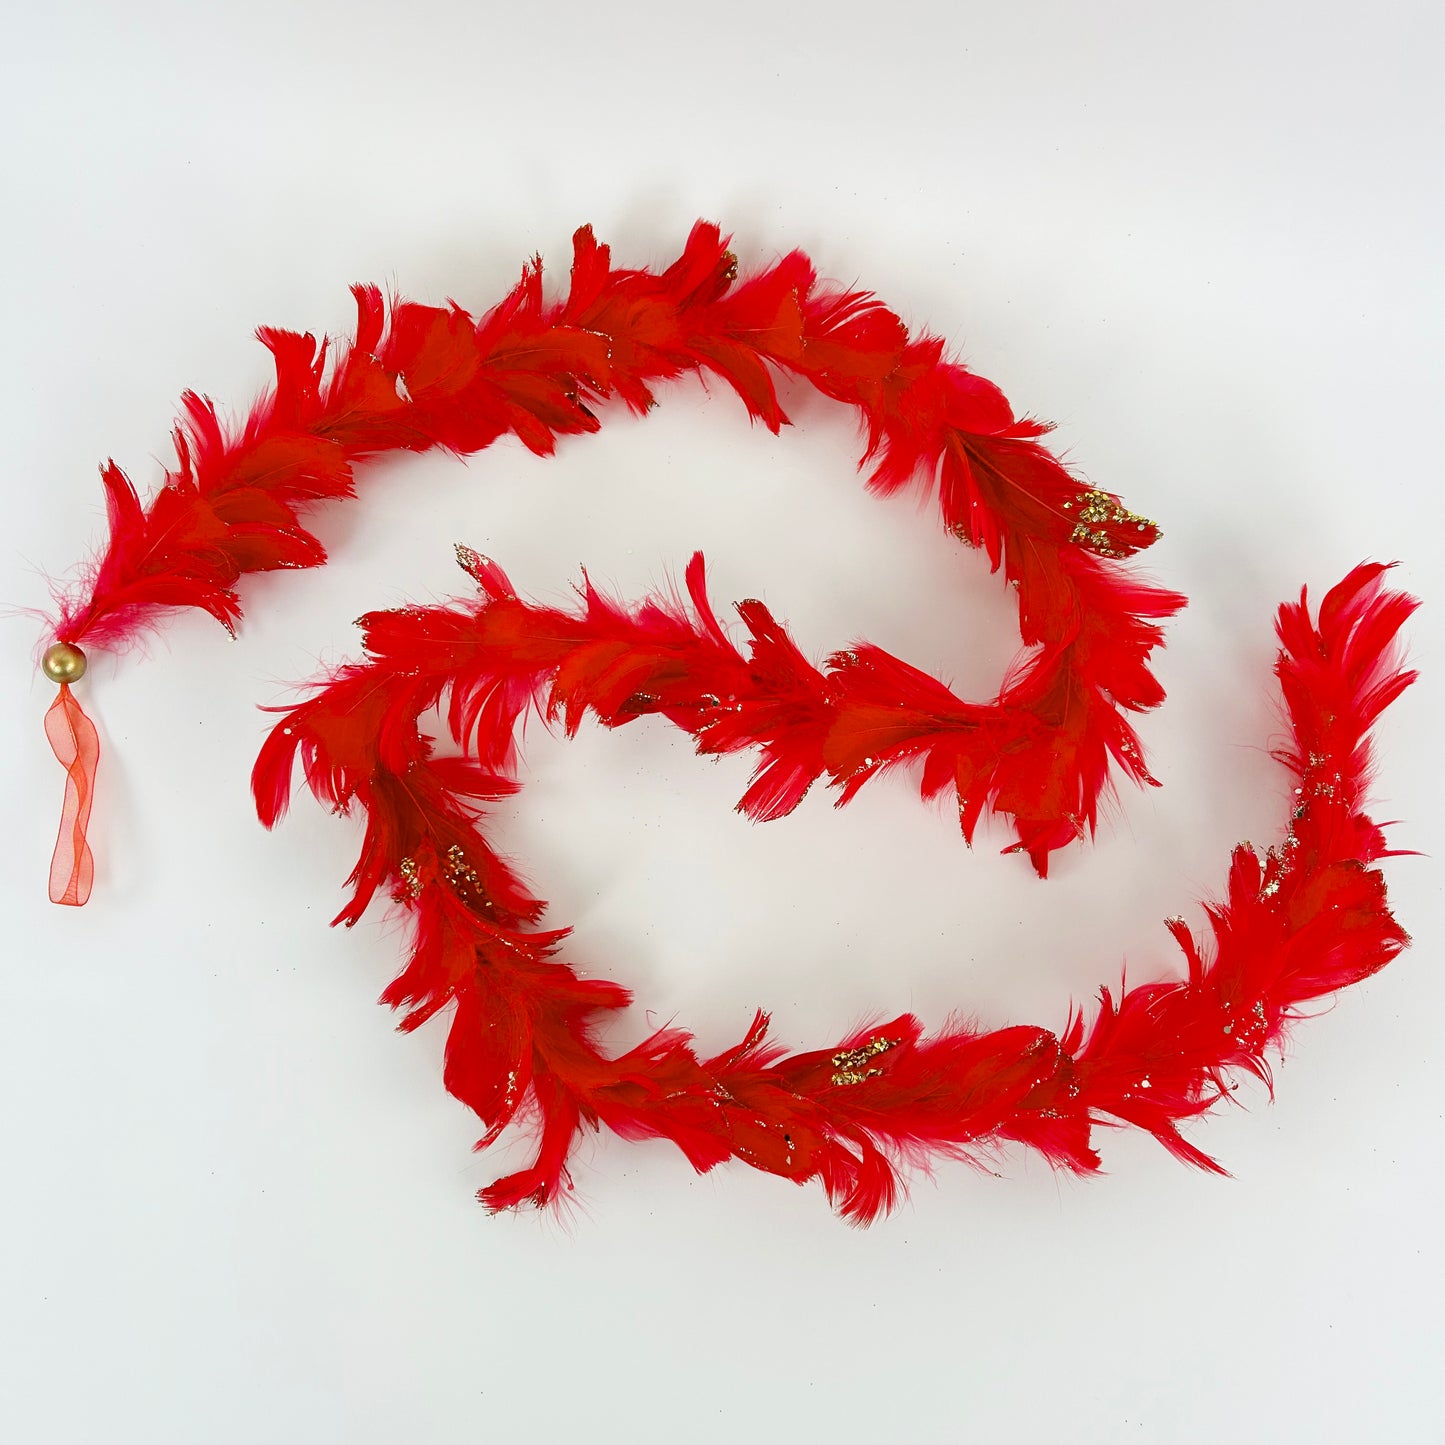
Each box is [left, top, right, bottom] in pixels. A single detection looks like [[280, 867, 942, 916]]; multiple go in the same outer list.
[[44, 684, 99, 907]]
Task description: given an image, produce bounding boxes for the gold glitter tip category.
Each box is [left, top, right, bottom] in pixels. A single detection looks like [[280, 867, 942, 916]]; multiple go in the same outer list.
[[1066, 490, 1159, 558], [455, 543, 488, 579], [396, 856, 423, 899], [443, 843, 486, 902], [830, 1035, 900, 1087]]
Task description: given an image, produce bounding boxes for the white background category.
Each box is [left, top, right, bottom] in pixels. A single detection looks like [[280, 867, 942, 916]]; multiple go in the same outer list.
[[2, 3, 1441, 1442]]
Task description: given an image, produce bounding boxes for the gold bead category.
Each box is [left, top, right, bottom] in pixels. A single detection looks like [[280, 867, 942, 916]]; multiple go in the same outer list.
[[41, 641, 87, 684]]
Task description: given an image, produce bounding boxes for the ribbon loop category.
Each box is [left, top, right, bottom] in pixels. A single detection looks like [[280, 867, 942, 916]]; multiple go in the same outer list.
[[45, 683, 99, 907]]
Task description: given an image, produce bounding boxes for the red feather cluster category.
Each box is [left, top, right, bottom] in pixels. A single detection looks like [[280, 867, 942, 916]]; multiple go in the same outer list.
[[254, 561, 1415, 1223], [52, 222, 1181, 872]]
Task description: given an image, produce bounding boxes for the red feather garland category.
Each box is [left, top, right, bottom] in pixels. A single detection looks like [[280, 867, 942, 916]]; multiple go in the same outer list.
[[36, 226, 1415, 1223], [49, 222, 1182, 882], [254, 560, 1415, 1223]]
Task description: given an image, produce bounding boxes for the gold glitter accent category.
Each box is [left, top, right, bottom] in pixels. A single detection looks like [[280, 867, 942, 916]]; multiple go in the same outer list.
[[455, 543, 497, 585], [396, 857, 423, 899], [830, 1035, 899, 1087], [1066, 490, 1160, 558], [444, 843, 485, 902], [1258, 753, 1346, 903]]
